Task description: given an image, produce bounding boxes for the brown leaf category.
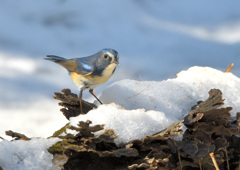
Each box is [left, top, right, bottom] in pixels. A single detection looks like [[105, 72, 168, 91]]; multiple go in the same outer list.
[[143, 120, 183, 143], [5, 130, 31, 140], [185, 89, 224, 126], [54, 88, 97, 119]]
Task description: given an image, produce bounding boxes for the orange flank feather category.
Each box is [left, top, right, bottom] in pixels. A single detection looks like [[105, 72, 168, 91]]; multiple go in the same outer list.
[[59, 60, 77, 72]]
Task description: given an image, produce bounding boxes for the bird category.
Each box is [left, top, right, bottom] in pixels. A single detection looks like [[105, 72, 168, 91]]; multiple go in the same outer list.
[[45, 48, 119, 113]]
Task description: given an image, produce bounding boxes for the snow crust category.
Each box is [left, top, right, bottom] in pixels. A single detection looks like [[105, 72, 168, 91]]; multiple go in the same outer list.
[[101, 66, 240, 115], [69, 103, 173, 145], [69, 67, 240, 145], [0, 138, 60, 170], [1, 66, 240, 169]]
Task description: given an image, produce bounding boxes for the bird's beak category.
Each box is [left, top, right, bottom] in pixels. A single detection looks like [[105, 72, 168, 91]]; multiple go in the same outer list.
[[112, 60, 119, 65]]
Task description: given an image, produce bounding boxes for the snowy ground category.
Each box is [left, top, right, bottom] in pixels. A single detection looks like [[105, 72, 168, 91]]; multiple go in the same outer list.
[[1, 66, 240, 169], [0, 138, 60, 170], [70, 67, 240, 145], [0, 0, 240, 157]]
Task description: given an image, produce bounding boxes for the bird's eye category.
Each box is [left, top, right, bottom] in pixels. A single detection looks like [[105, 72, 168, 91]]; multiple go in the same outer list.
[[104, 54, 108, 59]]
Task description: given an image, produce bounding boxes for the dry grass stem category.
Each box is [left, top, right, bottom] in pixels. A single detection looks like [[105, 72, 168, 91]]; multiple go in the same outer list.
[[225, 63, 234, 72], [177, 150, 182, 170], [172, 139, 182, 170], [225, 147, 230, 170], [209, 153, 220, 170], [127, 84, 150, 99], [199, 160, 202, 170]]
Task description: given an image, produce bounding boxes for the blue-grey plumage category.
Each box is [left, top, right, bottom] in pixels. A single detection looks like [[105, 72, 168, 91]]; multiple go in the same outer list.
[[45, 48, 119, 113]]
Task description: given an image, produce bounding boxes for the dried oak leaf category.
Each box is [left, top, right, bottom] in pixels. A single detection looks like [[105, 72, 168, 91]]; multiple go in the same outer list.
[[50, 119, 140, 170], [94, 129, 118, 144], [61, 140, 138, 157], [52, 154, 68, 168], [99, 147, 138, 157], [176, 160, 199, 169], [127, 140, 171, 169], [128, 156, 169, 170], [143, 120, 183, 143], [214, 125, 232, 136], [194, 143, 215, 159], [169, 139, 215, 159], [227, 112, 240, 135], [68, 120, 105, 138], [177, 140, 198, 157], [201, 107, 231, 126], [51, 123, 69, 137], [237, 112, 240, 120], [213, 137, 228, 151], [128, 162, 150, 169], [231, 135, 240, 153], [185, 89, 224, 126], [174, 160, 199, 170], [189, 129, 212, 143], [54, 88, 97, 119], [5, 130, 31, 140]]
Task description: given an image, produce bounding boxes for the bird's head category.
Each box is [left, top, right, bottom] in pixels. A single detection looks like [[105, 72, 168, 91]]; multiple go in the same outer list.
[[98, 48, 119, 65]]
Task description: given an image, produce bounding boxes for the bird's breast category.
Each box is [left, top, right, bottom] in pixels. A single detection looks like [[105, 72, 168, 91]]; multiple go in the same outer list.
[[70, 63, 117, 90], [101, 63, 117, 78]]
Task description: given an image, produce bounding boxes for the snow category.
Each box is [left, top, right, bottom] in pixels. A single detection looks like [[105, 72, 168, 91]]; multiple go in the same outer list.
[[69, 103, 173, 145], [68, 67, 240, 145], [1, 66, 240, 168], [101, 66, 240, 116], [0, 138, 60, 170], [0, 0, 240, 168]]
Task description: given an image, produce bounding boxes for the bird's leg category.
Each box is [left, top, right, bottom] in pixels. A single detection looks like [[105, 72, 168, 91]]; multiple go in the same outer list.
[[93, 89, 98, 97], [89, 89, 103, 104], [79, 89, 83, 113]]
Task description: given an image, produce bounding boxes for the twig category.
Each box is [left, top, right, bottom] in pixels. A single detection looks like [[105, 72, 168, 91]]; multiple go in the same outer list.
[[209, 152, 220, 170], [222, 136, 230, 170], [177, 150, 182, 170], [139, 73, 143, 81], [199, 159, 202, 170], [225, 63, 234, 73], [172, 139, 182, 170], [127, 85, 150, 99], [238, 159, 240, 170]]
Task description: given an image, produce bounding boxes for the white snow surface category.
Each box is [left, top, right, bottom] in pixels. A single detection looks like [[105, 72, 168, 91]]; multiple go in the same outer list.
[[0, 138, 60, 170], [69, 104, 173, 145], [101, 66, 240, 116], [69, 67, 240, 145], [1, 66, 240, 168]]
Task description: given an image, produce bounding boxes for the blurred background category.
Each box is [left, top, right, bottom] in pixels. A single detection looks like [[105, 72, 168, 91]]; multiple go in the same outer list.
[[1, 0, 240, 139]]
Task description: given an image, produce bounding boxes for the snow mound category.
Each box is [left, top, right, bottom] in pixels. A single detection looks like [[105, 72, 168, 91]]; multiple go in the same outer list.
[[100, 66, 240, 116], [1, 66, 240, 168], [0, 138, 60, 170], [69, 66, 240, 144], [69, 103, 175, 145]]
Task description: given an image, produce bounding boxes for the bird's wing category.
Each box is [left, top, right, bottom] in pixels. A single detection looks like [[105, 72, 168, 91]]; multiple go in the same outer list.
[[74, 58, 94, 76], [45, 55, 93, 76]]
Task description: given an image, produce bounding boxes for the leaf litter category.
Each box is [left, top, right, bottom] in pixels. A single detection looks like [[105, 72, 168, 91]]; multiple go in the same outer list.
[[5, 88, 240, 170]]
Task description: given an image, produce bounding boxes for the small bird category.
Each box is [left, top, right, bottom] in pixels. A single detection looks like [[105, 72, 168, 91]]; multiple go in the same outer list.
[[45, 48, 119, 113]]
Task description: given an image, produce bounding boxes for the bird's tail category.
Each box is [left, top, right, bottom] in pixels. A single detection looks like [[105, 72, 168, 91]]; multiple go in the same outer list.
[[45, 55, 66, 63], [45, 55, 76, 72]]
